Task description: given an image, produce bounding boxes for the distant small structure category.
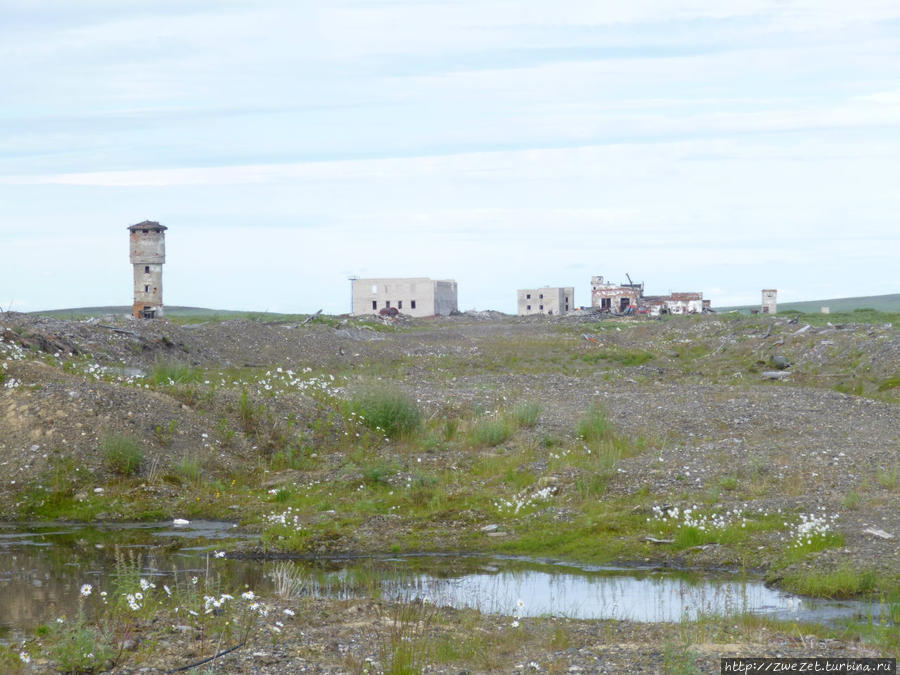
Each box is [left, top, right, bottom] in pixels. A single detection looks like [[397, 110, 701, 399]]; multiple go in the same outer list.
[[128, 220, 167, 319], [761, 289, 777, 315], [821, 306, 830, 314], [351, 277, 457, 317], [517, 287, 574, 316]]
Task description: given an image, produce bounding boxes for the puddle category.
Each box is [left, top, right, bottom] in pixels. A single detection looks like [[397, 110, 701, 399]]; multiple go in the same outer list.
[[0, 523, 891, 644]]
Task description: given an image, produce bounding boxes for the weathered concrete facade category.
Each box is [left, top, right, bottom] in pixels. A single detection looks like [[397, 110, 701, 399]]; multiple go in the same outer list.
[[762, 289, 777, 314], [591, 274, 708, 315], [351, 278, 458, 317], [590, 275, 642, 312], [128, 220, 167, 319], [517, 287, 574, 316]]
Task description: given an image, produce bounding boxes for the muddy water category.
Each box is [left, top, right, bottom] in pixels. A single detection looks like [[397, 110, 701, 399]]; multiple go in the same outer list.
[[0, 522, 888, 643]]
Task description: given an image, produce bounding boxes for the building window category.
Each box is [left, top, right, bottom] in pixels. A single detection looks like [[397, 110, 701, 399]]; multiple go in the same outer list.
[[141, 229, 148, 234], [539, 294, 543, 299], [372, 300, 377, 310], [144, 265, 150, 274], [539, 305, 543, 310], [385, 300, 391, 308], [398, 300, 403, 309], [144, 285, 150, 292], [411, 300, 416, 309], [527, 305, 531, 310], [526, 294, 531, 299]]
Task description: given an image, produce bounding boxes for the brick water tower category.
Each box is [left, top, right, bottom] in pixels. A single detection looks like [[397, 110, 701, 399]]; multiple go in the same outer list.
[[128, 220, 167, 318]]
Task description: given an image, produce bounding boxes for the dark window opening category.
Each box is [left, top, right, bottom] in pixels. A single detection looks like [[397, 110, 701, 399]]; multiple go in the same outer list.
[[620, 297, 630, 311], [372, 300, 377, 310], [144, 265, 150, 273], [601, 298, 611, 309], [398, 300, 403, 309], [144, 285, 150, 293], [385, 300, 391, 308], [539, 294, 543, 299], [411, 300, 416, 309], [141, 229, 148, 234], [526, 294, 531, 299], [539, 304, 544, 310], [526, 305, 531, 310]]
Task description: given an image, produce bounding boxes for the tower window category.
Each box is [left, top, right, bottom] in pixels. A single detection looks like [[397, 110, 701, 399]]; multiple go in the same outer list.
[[385, 300, 391, 308], [144, 285, 150, 292], [144, 266, 150, 274], [372, 300, 377, 310], [398, 300, 403, 309], [411, 300, 416, 309]]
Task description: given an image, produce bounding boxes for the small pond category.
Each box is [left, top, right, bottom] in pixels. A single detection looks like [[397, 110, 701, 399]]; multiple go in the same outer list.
[[0, 521, 890, 643]]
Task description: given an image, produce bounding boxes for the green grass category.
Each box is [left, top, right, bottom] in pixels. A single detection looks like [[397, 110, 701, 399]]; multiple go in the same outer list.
[[467, 416, 515, 447], [576, 405, 612, 444], [349, 387, 422, 438], [101, 434, 144, 476], [781, 566, 877, 598], [511, 401, 542, 428], [148, 361, 204, 386]]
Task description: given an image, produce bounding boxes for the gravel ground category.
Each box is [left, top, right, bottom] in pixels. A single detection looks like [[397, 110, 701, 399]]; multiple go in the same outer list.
[[2, 311, 898, 672]]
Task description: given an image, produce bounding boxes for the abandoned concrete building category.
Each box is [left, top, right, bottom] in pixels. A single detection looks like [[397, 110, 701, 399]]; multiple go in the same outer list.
[[590, 275, 643, 313], [762, 289, 778, 314], [351, 278, 458, 318], [128, 220, 167, 319], [591, 275, 708, 315], [517, 287, 574, 316]]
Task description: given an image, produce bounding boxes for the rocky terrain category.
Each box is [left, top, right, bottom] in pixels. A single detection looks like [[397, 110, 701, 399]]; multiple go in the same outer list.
[[1, 309, 898, 672]]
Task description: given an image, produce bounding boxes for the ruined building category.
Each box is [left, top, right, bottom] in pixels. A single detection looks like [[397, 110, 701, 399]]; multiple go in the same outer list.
[[591, 275, 643, 313], [128, 220, 167, 319], [517, 287, 574, 316], [591, 274, 708, 315], [761, 289, 777, 314], [351, 277, 458, 318]]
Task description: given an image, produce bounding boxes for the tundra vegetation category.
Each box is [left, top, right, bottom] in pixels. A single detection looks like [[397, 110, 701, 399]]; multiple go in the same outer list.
[[0, 307, 898, 670]]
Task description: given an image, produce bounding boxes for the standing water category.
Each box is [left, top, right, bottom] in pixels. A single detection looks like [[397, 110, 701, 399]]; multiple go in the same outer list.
[[0, 522, 888, 643]]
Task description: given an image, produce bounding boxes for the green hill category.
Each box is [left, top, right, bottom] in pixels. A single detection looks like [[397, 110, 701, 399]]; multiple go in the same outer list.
[[28, 306, 310, 322], [720, 293, 900, 314]]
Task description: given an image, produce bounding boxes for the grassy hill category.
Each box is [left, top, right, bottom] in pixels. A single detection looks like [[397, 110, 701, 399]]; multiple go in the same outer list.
[[28, 305, 310, 322], [720, 293, 900, 314]]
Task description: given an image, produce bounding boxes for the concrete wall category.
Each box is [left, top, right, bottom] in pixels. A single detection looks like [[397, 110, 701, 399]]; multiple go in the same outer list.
[[762, 289, 777, 314], [517, 287, 574, 315], [351, 277, 457, 317], [433, 280, 458, 316]]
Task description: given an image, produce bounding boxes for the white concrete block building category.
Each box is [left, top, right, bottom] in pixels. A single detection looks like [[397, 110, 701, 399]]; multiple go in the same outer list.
[[351, 278, 458, 317], [517, 287, 574, 316]]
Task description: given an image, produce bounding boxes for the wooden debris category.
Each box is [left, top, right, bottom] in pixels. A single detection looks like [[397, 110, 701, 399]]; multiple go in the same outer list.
[[863, 527, 894, 540], [643, 536, 675, 544]]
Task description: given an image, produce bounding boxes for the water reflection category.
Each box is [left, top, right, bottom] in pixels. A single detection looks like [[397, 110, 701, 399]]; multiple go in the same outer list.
[[0, 522, 889, 644]]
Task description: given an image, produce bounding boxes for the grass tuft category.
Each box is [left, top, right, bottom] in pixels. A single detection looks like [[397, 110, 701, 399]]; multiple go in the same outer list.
[[101, 434, 143, 476], [511, 401, 541, 428], [350, 388, 422, 438]]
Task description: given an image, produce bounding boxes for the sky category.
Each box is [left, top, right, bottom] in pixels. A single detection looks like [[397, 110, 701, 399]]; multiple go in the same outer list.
[[2, 0, 899, 315]]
